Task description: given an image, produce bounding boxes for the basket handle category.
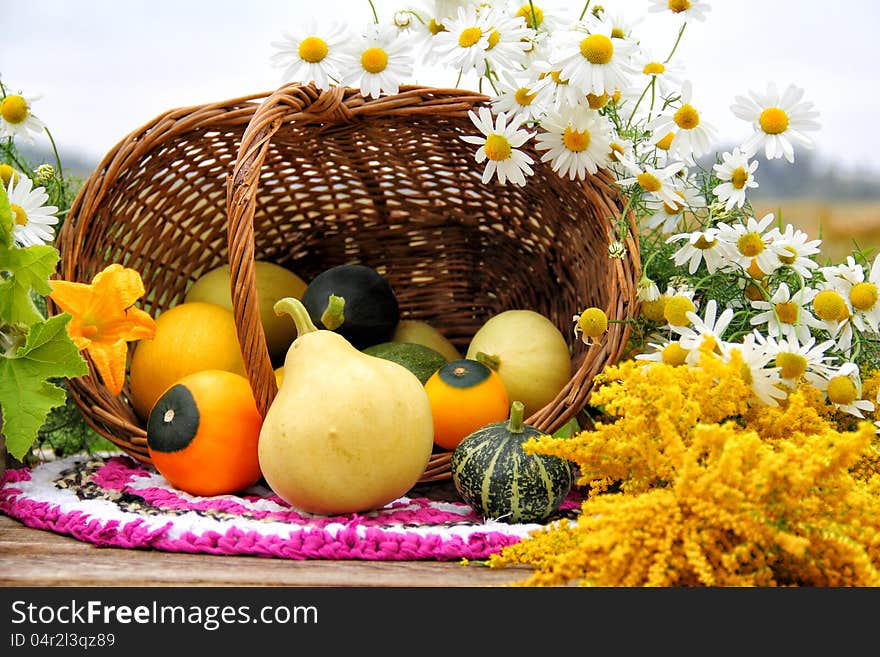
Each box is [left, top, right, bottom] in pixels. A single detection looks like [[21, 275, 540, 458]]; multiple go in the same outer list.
[[226, 83, 353, 417]]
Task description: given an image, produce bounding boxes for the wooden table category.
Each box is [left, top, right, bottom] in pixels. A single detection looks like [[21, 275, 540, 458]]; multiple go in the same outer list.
[[0, 514, 532, 587]]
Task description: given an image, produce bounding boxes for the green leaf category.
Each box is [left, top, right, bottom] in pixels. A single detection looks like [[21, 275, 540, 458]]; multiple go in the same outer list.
[[0, 313, 88, 460], [0, 184, 12, 249], [0, 243, 59, 324]]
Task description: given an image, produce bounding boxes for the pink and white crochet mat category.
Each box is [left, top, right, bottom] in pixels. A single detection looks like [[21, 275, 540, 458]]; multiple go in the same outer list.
[[0, 453, 582, 561]]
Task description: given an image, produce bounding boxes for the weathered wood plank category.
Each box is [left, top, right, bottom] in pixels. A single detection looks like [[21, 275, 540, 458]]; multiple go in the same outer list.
[[0, 515, 531, 587]]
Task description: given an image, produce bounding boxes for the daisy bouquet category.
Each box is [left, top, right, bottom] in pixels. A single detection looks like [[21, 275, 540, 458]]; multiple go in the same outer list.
[[268, 0, 878, 424]]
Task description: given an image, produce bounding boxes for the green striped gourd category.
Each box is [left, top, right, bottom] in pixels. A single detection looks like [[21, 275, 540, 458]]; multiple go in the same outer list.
[[450, 400, 573, 524]]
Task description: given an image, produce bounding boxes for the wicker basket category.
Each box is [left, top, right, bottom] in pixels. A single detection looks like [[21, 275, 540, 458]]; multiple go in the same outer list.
[[52, 82, 640, 483]]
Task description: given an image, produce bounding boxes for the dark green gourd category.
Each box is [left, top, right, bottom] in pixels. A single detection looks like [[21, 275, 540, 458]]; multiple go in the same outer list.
[[450, 401, 573, 524], [300, 264, 400, 350]]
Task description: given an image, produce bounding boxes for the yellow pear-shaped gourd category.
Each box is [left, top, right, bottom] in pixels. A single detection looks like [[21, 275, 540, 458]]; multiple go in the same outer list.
[[258, 297, 435, 515]]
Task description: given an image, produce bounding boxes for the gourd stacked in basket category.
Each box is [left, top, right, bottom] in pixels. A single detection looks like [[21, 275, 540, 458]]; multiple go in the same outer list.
[[52, 83, 639, 519]]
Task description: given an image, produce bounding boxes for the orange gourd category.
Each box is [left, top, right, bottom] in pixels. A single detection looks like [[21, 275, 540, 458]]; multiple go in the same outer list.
[[424, 358, 510, 450], [146, 369, 263, 496]]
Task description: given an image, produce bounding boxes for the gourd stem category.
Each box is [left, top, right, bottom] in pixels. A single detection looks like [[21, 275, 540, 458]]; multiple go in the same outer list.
[[321, 294, 346, 330], [507, 401, 525, 433], [474, 351, 501, 371], [274, 297, 319, 337]]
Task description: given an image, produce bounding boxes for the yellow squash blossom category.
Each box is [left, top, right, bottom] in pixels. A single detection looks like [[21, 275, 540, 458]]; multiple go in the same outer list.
[[49, 264, 156, 394]]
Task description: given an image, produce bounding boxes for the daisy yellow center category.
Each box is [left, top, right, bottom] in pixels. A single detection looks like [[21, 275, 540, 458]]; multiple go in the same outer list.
[[813, 289, 849, 322], [484, 133, 512, 161], [586, 92, 608, 109], [661, 342, 688, 366], [673, 103, 700, 130], [775, 352, 807, 380], [739, 361, 754, 385], [549, 70, 568, 85], [747, 259, 766, 280], [737, 232, 765, 258], [578, 308, 608, 337], [516, 4, 544, 29], [486, 30, 500, 50], [640, 297, 667, 323], [744, 280, 767, 302], [10, 203, 28, 226], [655, 132, 675, 151], [663, 295, 694, 326], [643, 62, 666, 76], [611, 27, 626, 39], [759, 107, 789, 135], [663, 191, 686, 215], [826, 376, 857, 405], [298, 36, 329, 63], [694, 235, 717, 250], [515, 87, 537, 106], [563, 126, 591, 152], [0, 95, 29, 124], [361, 47, 389, 74], [580, 34, 614, 65], [778, 246, 798, 265], [459, 26, 483, 48], [701, 335, 720, 354], [609, 142, 625, 161], [0, 163, 18, 186], [668, 0, 692, 13], [731, 166, 749, 189], [637, 172, 662, 192], [774, 301, 799, 324], [428, 18, 446, 35], [850, 282, 878, 311]]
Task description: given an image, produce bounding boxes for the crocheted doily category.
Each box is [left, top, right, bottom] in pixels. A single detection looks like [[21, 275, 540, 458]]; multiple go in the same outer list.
[[0, 453, 581, 561]]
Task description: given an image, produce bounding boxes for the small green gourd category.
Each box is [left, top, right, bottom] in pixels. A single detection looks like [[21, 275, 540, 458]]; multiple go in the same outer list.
[[450, 400, 573, 524]]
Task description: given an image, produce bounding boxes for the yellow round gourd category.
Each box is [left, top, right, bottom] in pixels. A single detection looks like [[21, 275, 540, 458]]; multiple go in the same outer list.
[[466, 309, 571, 418], [128, 302, 246, 419]]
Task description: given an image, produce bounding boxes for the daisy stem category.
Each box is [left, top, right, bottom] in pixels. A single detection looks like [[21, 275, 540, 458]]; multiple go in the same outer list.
[[367, 0, 379, 23], [44, 127, 64, 181], [578, 1, 592, 21], [484, 63, 501, 95], [528, 0, 540, 30], [664, 22, 687, 64], [626, 78, 655, 130]]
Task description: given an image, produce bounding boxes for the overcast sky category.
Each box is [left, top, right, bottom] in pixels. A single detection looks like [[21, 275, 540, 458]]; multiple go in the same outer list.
[[3, 0, 879, 174]]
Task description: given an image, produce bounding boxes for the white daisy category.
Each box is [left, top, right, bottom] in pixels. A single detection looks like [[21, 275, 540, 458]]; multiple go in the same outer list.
[[339, 25, 413, 99], [648, 80, 717, 165], [549, 17, 638, 96], [5, 176, 60, 248], [511, 1, 566, 33], [821, 256, 865, 288], [721, 334, 787, 407], [606, 134, 635, 176], [647, 0, 712, 22], [616, 159, 687, 209], [530, 62, 591, 111], [715, 213, 787, 276], [820, 362, 874, 419], [478, 6, 533, 74], [731, 82, 821, 164], [625, 48, 684, 102], [753, 332, 837, 389], [667, 227, 728, 275], [636, 275, 661, 302], [824, 253, 880, 333], [270, 20, 349, 90], [431, 5, 495, 76], [810, 286, 855, 357], [749, 282, 821, 344], [712, 147, 759, 212], [534, 105, 613, 180], [771, 224, 821, 278], [0, 93, 46, 144], [460, 107, 535, 186], [0, 163, 21, 188], [490, 70, 546, 125], [642, 179, 705, 233], [671, 299, 735, 366]]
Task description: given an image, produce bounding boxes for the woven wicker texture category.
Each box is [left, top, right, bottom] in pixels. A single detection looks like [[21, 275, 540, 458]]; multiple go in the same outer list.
[[52, 83, 640, 483]]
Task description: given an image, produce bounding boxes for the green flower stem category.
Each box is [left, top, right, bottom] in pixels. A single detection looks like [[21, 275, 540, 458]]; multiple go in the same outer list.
[[367, 0, 379, 24], [665, 22, 687, 63], [578, 1, 592, 21], [44, 127, 64, 181]]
